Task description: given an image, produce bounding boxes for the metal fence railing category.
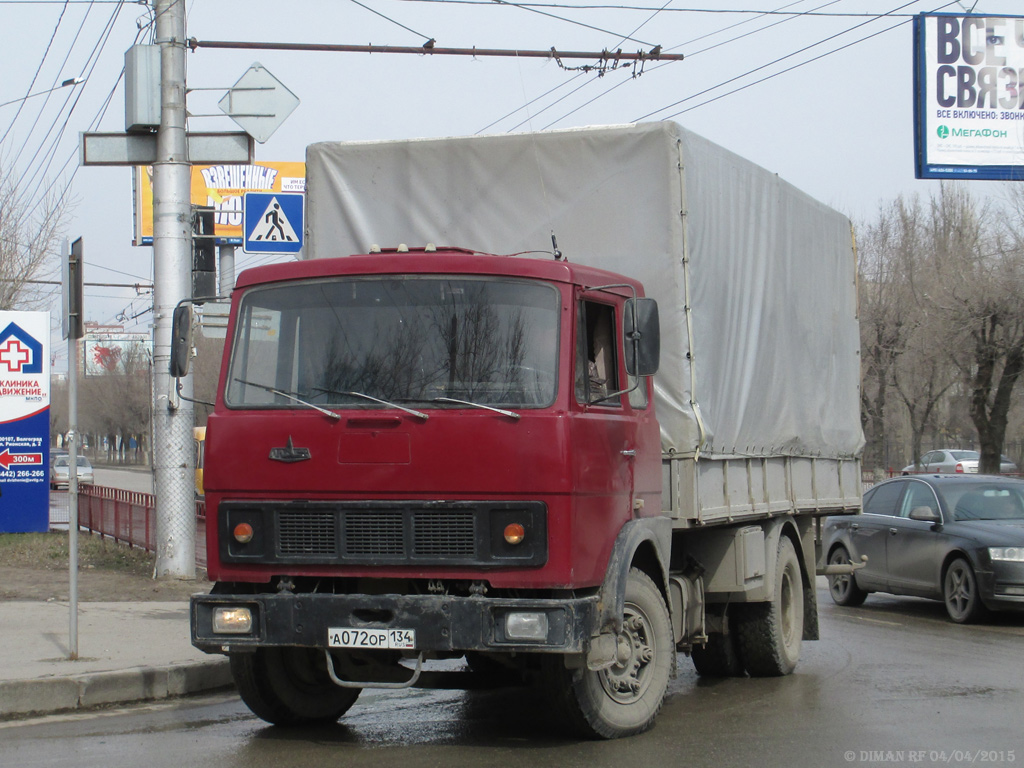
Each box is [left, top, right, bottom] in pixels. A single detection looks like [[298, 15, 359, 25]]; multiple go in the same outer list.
[[77, 485, 157, 551], [52, 486, 208, 569]]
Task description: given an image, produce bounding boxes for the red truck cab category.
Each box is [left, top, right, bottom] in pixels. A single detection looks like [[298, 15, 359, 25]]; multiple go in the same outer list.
[[190, 247, 669, 738]]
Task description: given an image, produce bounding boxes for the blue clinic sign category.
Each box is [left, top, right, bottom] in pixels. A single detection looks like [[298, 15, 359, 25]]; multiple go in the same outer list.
[[0, 312, 50, 533], [242, 191, 304, 254]]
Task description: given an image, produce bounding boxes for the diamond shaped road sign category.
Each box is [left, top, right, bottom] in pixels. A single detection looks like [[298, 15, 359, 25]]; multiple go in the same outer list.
[[218, 63, 299, 144]]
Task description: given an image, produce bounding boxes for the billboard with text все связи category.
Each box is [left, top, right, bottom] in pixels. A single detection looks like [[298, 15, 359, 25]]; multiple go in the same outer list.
[[915, 13, 1024, 180]]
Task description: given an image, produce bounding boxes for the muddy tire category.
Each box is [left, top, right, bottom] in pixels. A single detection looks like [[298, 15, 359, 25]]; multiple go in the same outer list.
[[230, 647, 361, 726], [690, 613, 745, 677], [827, 545, 868, 607], [735, 536, 804, 677], [944, 557, 987, 624], [544, 568, 673, 739]]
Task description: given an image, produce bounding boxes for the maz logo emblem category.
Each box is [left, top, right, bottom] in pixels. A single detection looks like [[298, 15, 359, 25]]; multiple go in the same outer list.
[[269, 436, 311, 463]]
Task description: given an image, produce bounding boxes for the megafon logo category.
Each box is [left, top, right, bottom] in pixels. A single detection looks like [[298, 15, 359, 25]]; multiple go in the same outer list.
[[937, 125, 950, 139], [0, 323, 43, 374]]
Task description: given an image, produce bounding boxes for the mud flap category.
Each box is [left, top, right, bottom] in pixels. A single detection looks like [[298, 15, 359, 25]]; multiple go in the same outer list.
[[803, 578, 819, 641], [596, 517, 673, 637]]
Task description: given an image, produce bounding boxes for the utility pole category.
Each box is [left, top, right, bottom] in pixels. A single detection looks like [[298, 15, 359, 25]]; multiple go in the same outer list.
[[152, 0, 195, 579]]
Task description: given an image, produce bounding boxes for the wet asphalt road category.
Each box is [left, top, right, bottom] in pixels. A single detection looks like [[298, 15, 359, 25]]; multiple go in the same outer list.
[[2, 581, 1022, 768]]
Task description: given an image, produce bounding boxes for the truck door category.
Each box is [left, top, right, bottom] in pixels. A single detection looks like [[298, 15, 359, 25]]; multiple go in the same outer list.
[[571, 297, 654, 551]]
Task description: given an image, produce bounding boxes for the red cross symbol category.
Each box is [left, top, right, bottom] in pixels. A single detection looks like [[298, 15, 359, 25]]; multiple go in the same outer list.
[[0, 338, 32, 372]]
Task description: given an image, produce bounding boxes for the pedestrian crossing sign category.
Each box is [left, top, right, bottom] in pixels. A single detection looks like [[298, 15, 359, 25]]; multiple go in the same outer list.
[[243, 191, 304, 254]]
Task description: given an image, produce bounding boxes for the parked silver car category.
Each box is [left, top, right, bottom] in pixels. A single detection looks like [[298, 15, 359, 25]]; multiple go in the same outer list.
[[901, 449, 1018, 475], [50, 454, 94, 489]]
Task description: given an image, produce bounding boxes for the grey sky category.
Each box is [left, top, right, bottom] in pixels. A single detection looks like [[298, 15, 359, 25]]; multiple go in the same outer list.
[[2, 0, 1023, 369]]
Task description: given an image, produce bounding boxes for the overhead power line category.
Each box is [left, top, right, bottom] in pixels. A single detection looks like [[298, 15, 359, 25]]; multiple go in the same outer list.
[[487, 0, 657, 47], [7, 280, 154, 290], [347, 0, 436, 45], [634, 0, 935, 122], [0, 0, 70, 148], [499, 0, 812, 131], [188, 38, 682, 64], [22, 4, 135, 225], [392, 0, 929, 17]]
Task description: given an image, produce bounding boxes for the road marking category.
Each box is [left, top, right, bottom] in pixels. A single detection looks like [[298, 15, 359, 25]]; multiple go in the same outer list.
[[978, 625, 1024, 637], [851, 616, 904, 627]]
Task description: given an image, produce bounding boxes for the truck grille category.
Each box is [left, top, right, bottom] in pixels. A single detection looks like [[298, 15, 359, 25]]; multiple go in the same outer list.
[[412, 510, 476, 557], [279, 511, 337, 556], [344, 510, 404, 556], [220, 500, 546, 567]]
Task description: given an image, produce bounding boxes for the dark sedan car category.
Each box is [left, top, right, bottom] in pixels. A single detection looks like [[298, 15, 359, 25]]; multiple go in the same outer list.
[[823, 475, 1024, 623]]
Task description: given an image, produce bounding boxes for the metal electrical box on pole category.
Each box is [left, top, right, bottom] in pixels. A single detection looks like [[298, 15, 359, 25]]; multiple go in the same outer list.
[[125, 44, 161, 132]]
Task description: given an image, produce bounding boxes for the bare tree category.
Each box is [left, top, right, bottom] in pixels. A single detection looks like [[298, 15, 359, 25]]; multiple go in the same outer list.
[[857, 185, 1024, 474], [857, 197, 920, 472], [873, 196, 959, 468], [79, 343, 152, 464], [924, 184, 1024, 475], [891, 326, 957, 469], [0, 161, 66, 309], [49, 376, 68, 445]]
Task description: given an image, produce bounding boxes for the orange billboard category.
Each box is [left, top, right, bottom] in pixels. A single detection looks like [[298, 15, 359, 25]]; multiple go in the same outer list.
[[133, 161, 305, 245]]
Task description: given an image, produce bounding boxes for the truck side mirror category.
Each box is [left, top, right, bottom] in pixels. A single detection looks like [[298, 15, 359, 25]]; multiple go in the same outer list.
[[624, 297, 660, 377], [169, 304, 193, 377]]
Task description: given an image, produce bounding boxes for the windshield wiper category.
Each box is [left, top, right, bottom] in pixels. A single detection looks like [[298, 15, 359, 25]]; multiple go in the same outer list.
[[429, 397, 520, 420], [234, 379, 340, 421], [311, 388, 429, 421]]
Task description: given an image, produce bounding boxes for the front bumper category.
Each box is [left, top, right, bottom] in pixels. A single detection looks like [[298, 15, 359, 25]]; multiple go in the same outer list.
[[979, 560, 1024, 611], [191, 591, 599, 655]]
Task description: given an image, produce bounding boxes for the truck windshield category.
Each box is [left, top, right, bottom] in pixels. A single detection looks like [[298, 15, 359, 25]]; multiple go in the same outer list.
[[225, 276, 560, 410]]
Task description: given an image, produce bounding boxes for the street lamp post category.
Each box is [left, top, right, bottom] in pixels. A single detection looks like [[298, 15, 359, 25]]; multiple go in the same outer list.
[[0, 77, 84, 110]]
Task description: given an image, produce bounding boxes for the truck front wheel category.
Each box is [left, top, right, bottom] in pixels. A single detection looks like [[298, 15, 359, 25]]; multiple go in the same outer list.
[[544, 568, 673, 739], [735, 536, 803, 676], [230, 647, 361, 726]]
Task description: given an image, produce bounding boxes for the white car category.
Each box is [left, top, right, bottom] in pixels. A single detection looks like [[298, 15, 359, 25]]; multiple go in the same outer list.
[[50, 454, 95, 489], [901, 450, 1018, 476]]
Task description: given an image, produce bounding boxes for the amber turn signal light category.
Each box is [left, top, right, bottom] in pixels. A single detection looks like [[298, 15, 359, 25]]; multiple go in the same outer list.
[[233, 522, 254, 544], [503, 523, 526, 545]]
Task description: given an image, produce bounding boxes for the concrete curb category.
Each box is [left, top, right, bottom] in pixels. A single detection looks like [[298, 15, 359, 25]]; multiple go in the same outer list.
[[0, 658, 232, 720]]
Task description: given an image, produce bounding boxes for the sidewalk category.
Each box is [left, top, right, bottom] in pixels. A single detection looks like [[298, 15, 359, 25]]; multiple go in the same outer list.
[[0, 600, 233, 719]]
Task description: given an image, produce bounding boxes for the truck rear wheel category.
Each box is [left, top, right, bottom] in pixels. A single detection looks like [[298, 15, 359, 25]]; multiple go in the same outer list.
[[230, 647, 361, 726], [544, 568, 673, 739], [735, 536, 803, 677]]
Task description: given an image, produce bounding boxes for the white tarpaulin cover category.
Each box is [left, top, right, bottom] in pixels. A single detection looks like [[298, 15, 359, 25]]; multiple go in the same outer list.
[[304, 122, 863, 461]]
